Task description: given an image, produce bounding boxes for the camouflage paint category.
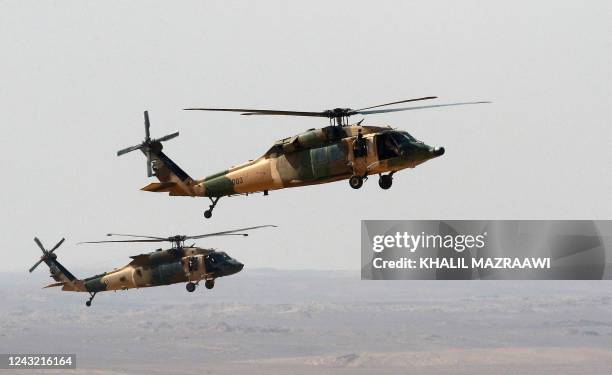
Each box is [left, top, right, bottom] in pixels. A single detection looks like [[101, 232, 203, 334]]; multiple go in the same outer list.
[[84, 275, 107, 293], [39, 247, 243, 296], [138, 124, 444, 198]]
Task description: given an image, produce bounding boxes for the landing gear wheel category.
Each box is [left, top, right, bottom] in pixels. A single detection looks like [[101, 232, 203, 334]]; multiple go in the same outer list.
[[205, 280, 215, 289], [378, 174, 393, 190], [349, 175, 363, 189], [204, 197, 221, 219], [186, 282, 196, 292], [85, 292, 97, 307]]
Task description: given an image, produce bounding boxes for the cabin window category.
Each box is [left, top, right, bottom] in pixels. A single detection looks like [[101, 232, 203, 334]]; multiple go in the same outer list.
[[313, 148, 327, 164], [329, 145, 343, 161]]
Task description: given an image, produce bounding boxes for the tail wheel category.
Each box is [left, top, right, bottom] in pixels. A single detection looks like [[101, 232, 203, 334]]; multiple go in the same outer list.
[[349, 176, 363, 189], [205, 280, 215, 289], [378, 175, 393, 190], [204, 197, 221, 219], [85, 292, 97, 306]]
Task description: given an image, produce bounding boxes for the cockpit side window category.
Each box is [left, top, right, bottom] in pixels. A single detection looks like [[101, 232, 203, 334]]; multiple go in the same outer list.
[[388, 134, 403, 149], [377, 133, 401, 160]]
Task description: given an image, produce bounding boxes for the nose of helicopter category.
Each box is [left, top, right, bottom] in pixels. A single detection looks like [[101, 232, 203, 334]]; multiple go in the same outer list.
[[433, 146, 445, 157], [229, 260, 244, 274]]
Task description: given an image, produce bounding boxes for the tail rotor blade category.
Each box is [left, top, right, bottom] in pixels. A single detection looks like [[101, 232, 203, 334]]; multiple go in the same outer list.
[[29, 259, 44, 273], [155, 132, 179, 143], [117, 144, 144, 156], [34, 237, 46, 253], [144, 111, 151, 141], [49, 238, 65, 253]]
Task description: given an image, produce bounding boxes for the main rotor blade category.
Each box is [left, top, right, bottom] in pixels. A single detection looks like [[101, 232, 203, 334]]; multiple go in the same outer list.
[[29, 259, 44, 273], [356, 101, 491, 115], [184, 108, 326, 117], [78, 239, 165, 245], [34, 237, 46, 253], [106, 233, 167, 240], [352, 96, 437, 112], [49, 238, 65, 253], [117, 144, 144, 156], [144, 111, 151, 141], [155, 132, 179, 142], [186, 225, 277, 240]]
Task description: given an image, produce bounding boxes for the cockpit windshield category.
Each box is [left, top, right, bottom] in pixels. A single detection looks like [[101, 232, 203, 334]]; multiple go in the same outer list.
[[208, 252, 232, 264], [398, 131, 416, 142]]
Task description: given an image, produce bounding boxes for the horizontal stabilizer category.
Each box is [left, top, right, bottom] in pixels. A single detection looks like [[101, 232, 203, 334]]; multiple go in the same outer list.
[[141, 181, 190, 196], [43, 281, 66, 289], [141, 182, 178, 192]]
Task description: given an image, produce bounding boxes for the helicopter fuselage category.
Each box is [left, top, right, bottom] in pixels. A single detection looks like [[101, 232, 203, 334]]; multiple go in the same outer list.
[[58, 247, 243, 293], [190, 125, 444, 197]]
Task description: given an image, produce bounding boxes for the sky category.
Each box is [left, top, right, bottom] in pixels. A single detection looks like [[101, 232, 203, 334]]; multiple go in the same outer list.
[[1, 0, 610, 273]]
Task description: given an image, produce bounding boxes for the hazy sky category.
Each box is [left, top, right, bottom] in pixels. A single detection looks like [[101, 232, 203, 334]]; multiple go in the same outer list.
[[1, 1, 610, 273]]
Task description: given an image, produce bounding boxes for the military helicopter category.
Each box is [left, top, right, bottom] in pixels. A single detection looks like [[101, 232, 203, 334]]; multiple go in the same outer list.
[[118, 97, 488, 218], [29, 225, 275, 306]]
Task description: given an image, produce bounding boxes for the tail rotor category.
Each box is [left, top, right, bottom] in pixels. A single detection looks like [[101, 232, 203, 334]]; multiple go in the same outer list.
[[117, 111, 179, 177], [29, 237, 65, 273], [144, 110, 151, 142], [143, 111, 153, 177]]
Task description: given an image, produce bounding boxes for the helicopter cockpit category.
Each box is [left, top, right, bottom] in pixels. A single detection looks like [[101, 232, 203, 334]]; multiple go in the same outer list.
[[205, 251, 244, 275], [205, 251, 230, 264], [376, 131, 418, 160]]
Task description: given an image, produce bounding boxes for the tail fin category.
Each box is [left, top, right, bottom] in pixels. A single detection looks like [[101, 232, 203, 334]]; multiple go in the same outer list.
[[30, 237, 77, 284], [117, 111, 195, 196]]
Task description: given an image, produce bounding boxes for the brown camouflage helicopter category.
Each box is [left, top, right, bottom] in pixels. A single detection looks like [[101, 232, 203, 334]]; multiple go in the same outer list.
[[29, 225, 275, 306], [118, 97, 488, 218]]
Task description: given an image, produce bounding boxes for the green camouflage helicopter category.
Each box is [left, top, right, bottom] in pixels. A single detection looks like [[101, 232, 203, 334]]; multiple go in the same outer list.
[[29, 225, 275, 306], [118, 96, 488, 218]]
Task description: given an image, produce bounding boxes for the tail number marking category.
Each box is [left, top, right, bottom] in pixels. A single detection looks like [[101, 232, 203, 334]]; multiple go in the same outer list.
[[230, 177, 244, 186]]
